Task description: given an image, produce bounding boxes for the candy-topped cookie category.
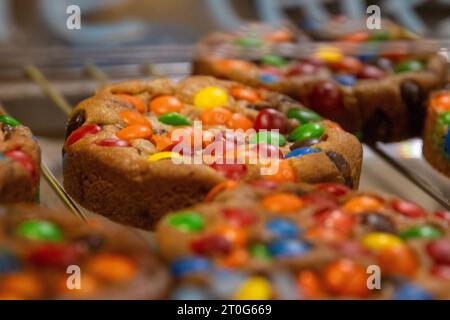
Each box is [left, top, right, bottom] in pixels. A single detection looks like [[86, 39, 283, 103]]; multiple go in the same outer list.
[[63, 76, 362, 229], [423, 90, 450, 177], [0, 110, 40, 203], [0, 205, 169, 299], [193, 27, 448, 142], [157, 181, 450, 299]]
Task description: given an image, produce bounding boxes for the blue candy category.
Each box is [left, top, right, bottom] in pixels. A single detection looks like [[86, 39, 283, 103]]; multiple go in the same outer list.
[[393, 283, 433, 300], [268, 239, 311, 257], [284, 147, 321, 159], [259, 73, 280, 84], [171, 285, 211, 300], [211, 270, 246, 298], [444, 128, 450, 155], [0, 250, 21, 274], [334, 74, 356, 86], [266, 218, 300, 239], [0, 152, 6, 161], [170, 257, 211, 277]]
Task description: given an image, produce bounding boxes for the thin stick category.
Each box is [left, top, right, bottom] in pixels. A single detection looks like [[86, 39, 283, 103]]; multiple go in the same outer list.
[[24, 64, 72, 116], [84, 63, 109, 87], [40, 162, 86, 221], [369, 144, 450, 210]]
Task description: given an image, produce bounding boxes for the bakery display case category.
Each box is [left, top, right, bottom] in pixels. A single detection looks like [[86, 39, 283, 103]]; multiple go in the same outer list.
[[0, 0, 450, 302]]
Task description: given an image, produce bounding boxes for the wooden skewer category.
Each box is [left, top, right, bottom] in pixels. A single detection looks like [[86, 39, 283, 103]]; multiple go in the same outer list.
[[84, 63, 110, 87], [24, 64, 72, 116]]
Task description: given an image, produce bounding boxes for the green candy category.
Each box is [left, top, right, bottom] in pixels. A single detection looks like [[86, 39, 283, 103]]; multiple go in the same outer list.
[[234, 36, 263, 48], [158, 112, 191, 126], [400, 225, 442, 240], [394, 60, 424, 73], [288, 123, 324, 143], [249, 243, 270, 260], [261, 54, 287, 67], [286, 108, 321, 124], [249, 131, 286, 146], [16, 219, 63, 242], [0, 115, 20, 127], [167, 211, 204, 233], [439, 111, 450, 125], [368, 30, 390, 42]]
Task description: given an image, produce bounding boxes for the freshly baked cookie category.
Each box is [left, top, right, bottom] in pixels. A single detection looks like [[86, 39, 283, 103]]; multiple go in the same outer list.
[[0, 111, 40, 203], [193, 28, 448, 142], [0, 205, 169, 299], [63, 76, 362, 229], [423, 90, 450, 176], [157, 181, 450, 299]]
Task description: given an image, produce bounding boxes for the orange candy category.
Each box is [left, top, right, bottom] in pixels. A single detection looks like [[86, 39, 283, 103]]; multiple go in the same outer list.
[[87, 254, 137, 283], [305, 226, 348, 243], [116, 124, 152, 140], [55, 273, 99, 297], [230, 86, 261, 103], [323, 259, 370, 298], [226, 113, 253, 130], [216, 226, 246, 247], [261, 192, 304, 213], [431, 93, 450, 111], [297, 270, 326, 299], [264, 160, 296, 183], [218, 248, 248, 268], [120, 110, 152, 128], [204, 180, 238, 202], [331, 56, 363, 74], [339, 31, 370, 42], [115, 94, 146, 113], [200, 107, 232, 126], [342, 195, 383, 214], [149, 95, 183, 115], [265, 30, 293, 42], [215, 59, 254, 74], [378, 245, 418, 277], [1, 273, 43, 299], [152, 134, 173, 151]]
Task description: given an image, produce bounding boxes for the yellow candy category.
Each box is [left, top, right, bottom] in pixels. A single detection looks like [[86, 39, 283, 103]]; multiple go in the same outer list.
[[234, 276, 272, 300], [147, 151, 182, 162], [194, 87, 228, 109], [315, 46, 343, 63], [361, 232, 403, 251]]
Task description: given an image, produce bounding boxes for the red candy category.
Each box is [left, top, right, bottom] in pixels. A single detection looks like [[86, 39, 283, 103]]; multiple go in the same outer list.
[[222, 208, 258, 227], [314, 209, 356, 234], [249, 179, 280, 190], [307, 81, 344, 118], [426, 240, 450, 264], [67, 124, 101, 146], [315, 183, 350, 197], [28, 244, 81, 269], [431, 264, 450, 280], [94, 138, 130, 147], [391, 199, 426, 218], [302, 194, 339, 212], [287, 62, 318, 77], [253, 109, 288, 133], [357, 65, 385, 79], [435, 211, 450, 222], [191, 235, 231, 256], [5, 150, 37, 182], [210, 162, 247, 180]]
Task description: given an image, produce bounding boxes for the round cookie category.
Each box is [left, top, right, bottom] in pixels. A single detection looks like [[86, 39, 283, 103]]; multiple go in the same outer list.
[[63, 76, 362, 229], [423, 90, 450, 176], [193, 29, 448, 142], [0, 205, 169, 299], [0, 111, 40, 203], [157, 181, 450, 299]]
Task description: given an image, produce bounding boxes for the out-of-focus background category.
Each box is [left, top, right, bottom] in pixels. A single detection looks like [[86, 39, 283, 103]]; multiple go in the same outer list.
[[0, 0, 448, 214]]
